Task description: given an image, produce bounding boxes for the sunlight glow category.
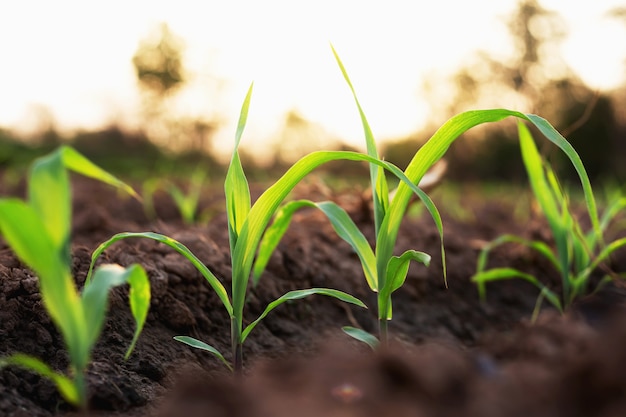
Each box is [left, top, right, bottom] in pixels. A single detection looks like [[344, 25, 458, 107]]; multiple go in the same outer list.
[[0, 0, 624, 157]]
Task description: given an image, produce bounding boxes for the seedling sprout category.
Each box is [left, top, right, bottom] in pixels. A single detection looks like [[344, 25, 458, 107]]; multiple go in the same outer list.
[[0, 146, 150, 409]]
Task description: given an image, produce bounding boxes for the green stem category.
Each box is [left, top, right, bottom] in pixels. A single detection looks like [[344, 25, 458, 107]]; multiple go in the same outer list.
[[74, 371, 87, 410], [231, 318, 243, 377], [379, 317, 389, 347]]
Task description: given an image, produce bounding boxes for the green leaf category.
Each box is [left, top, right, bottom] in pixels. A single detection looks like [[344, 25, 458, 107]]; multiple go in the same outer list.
[[167, 171, 205, 224], [525, 115, 600, 239], [1, 353, 80, 406], [378, 250, 430, 320], [59, 146, 139, 199], [342, 326, 379, 350], [331, 45, 386, 233], [386, 250, 431, 294], [82, 263, 150, 363], [0, 199, 68, 284], [471, 267, 562, 312], [124, 264, 151, 359], [0, 199, 86, 371], [315, 201, 378, 291], [241, 288, 366, 343], [173, 336, 233, 372], [587, 237, 626, 274], [476, 234, 560, 273], [374, 165, 390, 228], [28, 149, 71, 259], [518, 123, 569, 281], [88, 232, 233, 317], [225, 84, 253, 253]]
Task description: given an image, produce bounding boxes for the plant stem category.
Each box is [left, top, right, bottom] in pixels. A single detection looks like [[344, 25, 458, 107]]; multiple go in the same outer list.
[[75, 371, 87, 410], [230, 318, 243, 377], [379, 317, 389, 347]]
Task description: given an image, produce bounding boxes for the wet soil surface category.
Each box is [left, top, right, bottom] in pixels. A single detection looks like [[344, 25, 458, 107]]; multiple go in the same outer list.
[[1, 177, 626, 416]]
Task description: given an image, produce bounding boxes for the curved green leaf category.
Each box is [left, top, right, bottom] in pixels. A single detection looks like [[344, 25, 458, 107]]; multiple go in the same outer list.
[[0, 199, 68, 286], [525, 114, 599, 238], [59, 145, 139, 199], [471, 267, 562, 312], [476, 234, 560, 273], [173, 336, 232, 372], [241, 288, 366, 343], [586, 237, 626, 276], [82, 263, 150, 361], [342, 326, 379, 350], [331, 45, 385, 231], [124, 264, 151, 359], [88, 232, 233, 317], [1, 353, 80, 406], [379, 250, 431, 320]]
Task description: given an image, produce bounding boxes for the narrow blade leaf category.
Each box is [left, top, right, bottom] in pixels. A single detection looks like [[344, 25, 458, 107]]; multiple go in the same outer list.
[[88, 232, 232, 317], [471, 267, 562, 311], [173, 336, 232, 372], [342, 326, 379, 350], [82, 263, 150, 360], [59, 146, 139, 199], [1, 354, 80, 406], [225, 84, 253, 253], [241, 288, 366, 343]]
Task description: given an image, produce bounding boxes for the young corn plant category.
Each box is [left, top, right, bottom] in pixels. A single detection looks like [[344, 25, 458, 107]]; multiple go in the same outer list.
[[260, 46, 605, 348], [88, 84, 428, 374], [471, 123, 626, 317], [0, 146, 150, 409], [166, 168, 207, 224], [141, 169, 207, 224]]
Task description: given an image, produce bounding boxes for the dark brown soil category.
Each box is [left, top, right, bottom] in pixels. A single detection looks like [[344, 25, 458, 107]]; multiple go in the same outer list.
[[1, 176, 626, 417]]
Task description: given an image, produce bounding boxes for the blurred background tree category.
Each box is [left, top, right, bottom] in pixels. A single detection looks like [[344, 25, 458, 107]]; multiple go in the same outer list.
[[384, 0, 624, 183], [0, 1, 623, 183], [132, 23, 218, 156]]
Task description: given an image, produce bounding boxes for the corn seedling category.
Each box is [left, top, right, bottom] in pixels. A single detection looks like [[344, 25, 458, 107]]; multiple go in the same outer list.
[[471, 123, 626, 316], [88, 84, 431, 374], [268, 46, 606, 348], [0, 146, 150, 409], [166, 168, 207, 224], [141, 169, 207, 224], [141, 177, 160, 221]]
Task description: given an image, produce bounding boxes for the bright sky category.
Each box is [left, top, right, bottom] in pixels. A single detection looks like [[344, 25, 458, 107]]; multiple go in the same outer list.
[[0, 0, 624, 159]]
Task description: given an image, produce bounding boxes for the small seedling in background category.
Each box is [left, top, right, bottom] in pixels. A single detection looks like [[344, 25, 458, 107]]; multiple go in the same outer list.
[[471, 123, 626, 317], [142, 168, 208, 224], [141, 177, 161, 221], [166, 168, 207, 224], [0, 146, 150, 409]]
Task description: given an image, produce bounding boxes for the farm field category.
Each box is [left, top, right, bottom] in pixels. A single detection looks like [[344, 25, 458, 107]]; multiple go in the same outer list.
[[1, 42, 625, 415], [1, 172, 625, 417]]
